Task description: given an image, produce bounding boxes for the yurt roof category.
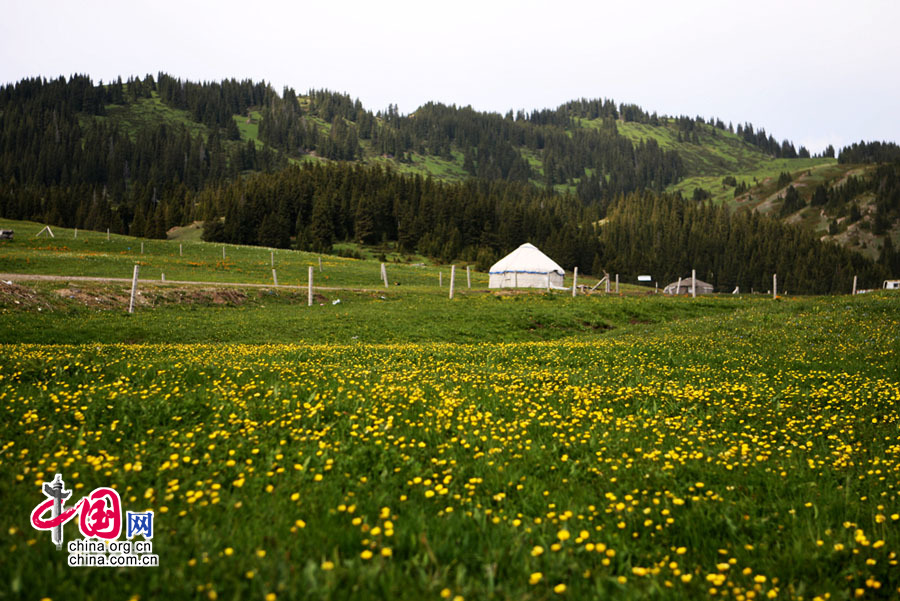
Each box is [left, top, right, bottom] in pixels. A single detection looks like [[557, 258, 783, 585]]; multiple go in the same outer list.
[[666, 277, 713, 289], [488, 243, 565, 275]]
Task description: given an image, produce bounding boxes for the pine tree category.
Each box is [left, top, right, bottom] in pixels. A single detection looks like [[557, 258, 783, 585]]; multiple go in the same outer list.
[[225, 117, 241, 141], [257, 212, 291, 248], [779, 185, 804, 217], [879, 236, 899, 276], [307, 195, 334, 252]]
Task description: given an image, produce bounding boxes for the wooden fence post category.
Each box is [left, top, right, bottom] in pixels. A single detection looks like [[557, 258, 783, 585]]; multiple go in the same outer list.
[[615, 274, 619, 293], [128, 265, 139, 314], [308, 266, 314, 306], [572, 267, 578, 297], [466, 265, 471, 288], [773, 273, 777, 299], [852, 275, 857, 295], [691, 269, 696, 298], [450, 266, 456, 299], [272, 269, 278, 286]]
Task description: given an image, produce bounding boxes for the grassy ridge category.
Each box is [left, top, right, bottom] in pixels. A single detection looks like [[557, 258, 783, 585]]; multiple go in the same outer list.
[[0, 218, 502, 290], [94, 93, 209, 139], [76, 90, 898, 257], [0, 280, 742, 345], [88, 90, 839, 200]]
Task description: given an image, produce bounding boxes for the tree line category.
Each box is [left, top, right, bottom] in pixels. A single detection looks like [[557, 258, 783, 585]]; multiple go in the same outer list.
[[188, 160, 884, 293], [597, 191, 886, 293], [197, 161, 603, 273], [838, 141, 900, 164], [0, 74, 287, 236]]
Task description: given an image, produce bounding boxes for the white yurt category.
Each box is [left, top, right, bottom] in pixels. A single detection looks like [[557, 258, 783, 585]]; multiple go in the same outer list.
[[488, 243, 565, 289], [663, 276, 714, 295]]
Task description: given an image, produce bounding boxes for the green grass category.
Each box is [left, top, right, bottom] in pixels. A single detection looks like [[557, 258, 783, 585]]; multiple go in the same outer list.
[[166, 221, 205, 242], [1, 291, 898, 600], [235, 110, 262, 144], [0, 280, 740, 345], [97, 93, 209, 140], [0, 218, 508, 291], [364, 151, 470, 183], [670, 156, 834, 208], [577, 117, 835, 186]]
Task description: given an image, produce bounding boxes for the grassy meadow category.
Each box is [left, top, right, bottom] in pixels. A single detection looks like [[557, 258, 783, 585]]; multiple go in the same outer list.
[[1, 222, 899, 601], [0, 218, 500, 291]]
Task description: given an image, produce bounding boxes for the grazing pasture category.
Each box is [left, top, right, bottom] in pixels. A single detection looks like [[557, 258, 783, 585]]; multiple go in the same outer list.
[[2, 288, 898, 600]]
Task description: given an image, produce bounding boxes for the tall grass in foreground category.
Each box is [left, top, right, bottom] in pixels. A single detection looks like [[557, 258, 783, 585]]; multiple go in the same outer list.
[[1, 294, 898, 600]]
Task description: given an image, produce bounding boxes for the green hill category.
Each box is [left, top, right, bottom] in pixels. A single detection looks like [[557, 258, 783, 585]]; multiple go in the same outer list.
[[98, 82, 895, 258], [1, 74, 898, 275]]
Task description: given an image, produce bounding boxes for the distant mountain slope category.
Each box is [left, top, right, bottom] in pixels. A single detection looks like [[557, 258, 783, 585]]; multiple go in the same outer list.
[[0, 73, 897, 271]]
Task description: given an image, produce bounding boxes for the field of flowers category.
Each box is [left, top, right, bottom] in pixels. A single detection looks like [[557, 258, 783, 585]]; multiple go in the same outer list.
[[2, 293, 899, 600]]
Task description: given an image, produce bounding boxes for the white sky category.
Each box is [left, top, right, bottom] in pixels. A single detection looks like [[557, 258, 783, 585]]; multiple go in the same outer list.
[[2, 0, 898, 153]]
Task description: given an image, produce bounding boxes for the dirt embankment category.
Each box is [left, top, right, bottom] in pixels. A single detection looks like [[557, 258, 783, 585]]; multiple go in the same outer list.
[[0, 280, 326, 312], [0, 281, 59, 311]]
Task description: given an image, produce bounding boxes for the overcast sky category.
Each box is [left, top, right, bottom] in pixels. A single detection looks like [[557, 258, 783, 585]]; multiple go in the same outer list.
[[2, 0, 898, 153]]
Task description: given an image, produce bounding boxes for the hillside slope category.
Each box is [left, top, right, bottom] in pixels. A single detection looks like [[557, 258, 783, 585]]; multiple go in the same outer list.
[[0, 74, 897, 265], [153, 81, 900, 257]]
